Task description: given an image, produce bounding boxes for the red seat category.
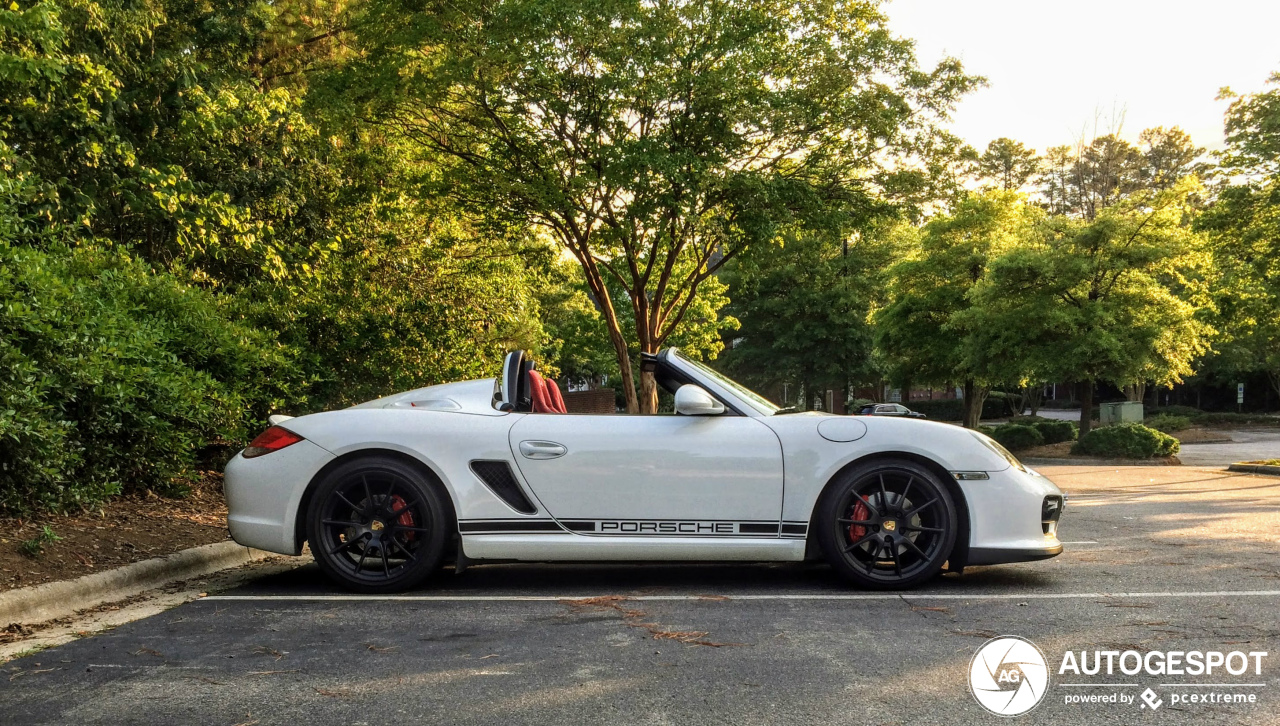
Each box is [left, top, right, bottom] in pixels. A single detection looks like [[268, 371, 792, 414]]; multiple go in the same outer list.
[[527, 370, 567, 414], [545, 377, 566, 413]]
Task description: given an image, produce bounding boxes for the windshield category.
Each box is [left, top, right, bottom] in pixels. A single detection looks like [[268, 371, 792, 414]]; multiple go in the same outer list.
[[674, 351, 781, 415]]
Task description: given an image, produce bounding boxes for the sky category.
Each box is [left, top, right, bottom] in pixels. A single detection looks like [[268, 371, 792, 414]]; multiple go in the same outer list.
[[885, 0, 1280, 153]]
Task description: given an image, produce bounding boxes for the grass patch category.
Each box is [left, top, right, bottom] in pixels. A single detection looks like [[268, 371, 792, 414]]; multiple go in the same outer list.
[[18, 526, 61, 558]]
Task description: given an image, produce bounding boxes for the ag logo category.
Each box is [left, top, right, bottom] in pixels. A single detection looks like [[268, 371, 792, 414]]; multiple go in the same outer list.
[[969, 636, 1050, 716]]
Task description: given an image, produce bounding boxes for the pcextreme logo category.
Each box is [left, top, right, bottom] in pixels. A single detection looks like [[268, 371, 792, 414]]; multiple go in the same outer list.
[[969, 636, 1051, 716], [969, 637, 1269, 716]]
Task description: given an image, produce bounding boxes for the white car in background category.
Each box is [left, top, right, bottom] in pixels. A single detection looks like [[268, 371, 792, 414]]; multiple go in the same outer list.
[[225, 349, 1064, 592]]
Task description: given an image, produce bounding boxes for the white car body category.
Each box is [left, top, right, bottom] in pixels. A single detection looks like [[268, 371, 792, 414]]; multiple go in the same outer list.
[[225, 350, 1063, 571]]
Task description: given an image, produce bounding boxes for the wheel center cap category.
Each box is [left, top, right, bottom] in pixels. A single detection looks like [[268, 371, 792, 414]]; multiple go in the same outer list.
[[370, 519, 386, 532], [882, 520, 897, 532]]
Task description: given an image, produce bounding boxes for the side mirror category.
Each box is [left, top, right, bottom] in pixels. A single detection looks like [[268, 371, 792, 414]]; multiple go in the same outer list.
[[674, 384, 725, 416]]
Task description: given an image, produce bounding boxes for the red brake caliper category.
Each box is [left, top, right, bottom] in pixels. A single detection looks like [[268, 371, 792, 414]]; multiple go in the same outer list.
[[848, 499, 870, 543], [390, 495, 416, 542]]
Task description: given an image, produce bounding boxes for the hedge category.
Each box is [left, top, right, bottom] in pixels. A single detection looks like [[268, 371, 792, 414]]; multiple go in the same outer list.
[[0, 243, 297, 512], [1031, 419, 1078, 444], [990, 423, 1044, 451], [1145, 413, 1191, 433], [1071, 423, 1179, 459]]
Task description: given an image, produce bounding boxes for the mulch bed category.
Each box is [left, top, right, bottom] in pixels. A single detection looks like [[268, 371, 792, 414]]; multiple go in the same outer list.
[[0, 472, 230, 594]]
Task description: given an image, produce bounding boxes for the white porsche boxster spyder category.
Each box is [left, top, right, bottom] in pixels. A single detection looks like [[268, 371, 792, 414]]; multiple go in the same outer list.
[[225, 348, 1064, 592]]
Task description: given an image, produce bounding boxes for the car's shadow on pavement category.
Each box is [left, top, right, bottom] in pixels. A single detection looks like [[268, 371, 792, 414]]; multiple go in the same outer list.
[[231, 558, 1058, 596]]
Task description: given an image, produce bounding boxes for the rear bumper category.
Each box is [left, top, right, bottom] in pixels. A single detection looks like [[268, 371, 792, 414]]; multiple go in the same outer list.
[[224, 438, 335, 555]]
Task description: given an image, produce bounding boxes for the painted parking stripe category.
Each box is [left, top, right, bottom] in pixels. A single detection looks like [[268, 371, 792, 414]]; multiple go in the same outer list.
[[202, 589, 1280, 603]]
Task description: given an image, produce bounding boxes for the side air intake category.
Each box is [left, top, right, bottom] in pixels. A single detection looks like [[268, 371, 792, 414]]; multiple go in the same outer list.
[[469, 460, 538, 515]]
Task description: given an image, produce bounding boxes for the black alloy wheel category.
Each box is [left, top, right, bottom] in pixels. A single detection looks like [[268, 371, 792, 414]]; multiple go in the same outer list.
[[815, 459, 958, 589], [306, 456, 449, 593]]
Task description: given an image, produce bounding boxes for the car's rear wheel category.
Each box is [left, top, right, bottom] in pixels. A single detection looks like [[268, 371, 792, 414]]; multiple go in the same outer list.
[[306, 456, 449, 593], [815, 458, 957, 589]]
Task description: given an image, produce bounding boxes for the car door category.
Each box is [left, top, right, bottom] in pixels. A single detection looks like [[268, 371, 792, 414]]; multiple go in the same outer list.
[[507, 413, 784, 531]]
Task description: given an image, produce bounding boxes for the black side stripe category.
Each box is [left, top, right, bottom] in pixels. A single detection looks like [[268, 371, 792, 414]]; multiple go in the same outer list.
[[458, 521, 562, 533]]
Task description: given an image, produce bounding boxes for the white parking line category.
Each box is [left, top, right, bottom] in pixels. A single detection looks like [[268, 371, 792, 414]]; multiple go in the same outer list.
[[200, 590, 1280, 603]]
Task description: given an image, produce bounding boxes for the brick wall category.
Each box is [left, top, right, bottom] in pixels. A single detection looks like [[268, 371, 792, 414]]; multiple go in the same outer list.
[[562, 388, 617, 414]]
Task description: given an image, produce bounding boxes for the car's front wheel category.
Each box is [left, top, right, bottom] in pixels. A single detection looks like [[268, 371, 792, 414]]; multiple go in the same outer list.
[[306, 456, 449, 593], [815, 458, 958, 589]]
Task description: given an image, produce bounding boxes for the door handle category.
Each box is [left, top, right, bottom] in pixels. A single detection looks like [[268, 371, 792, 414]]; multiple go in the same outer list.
[[518, 440, 567, 460]]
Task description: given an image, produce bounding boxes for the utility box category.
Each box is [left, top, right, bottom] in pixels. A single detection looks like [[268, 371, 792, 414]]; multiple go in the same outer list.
[[1099, 401, 1144, 425]]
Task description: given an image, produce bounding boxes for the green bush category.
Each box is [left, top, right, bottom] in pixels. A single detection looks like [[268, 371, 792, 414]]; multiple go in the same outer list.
[[1031, 419, 1078, 444], [1145, 413, 1192, 433], [1071, 423, 1180, 459], [0, 243, 298, 513], [908, 399, 962, 420], [1147, 405, 1203, 418], [1191, 412, 1280, 426], [990, 423, 1044, 451]]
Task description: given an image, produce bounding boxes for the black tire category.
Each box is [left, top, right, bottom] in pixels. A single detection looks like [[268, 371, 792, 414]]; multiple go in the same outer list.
[[306, 456, 450, 593], [815, 458, 958, 590]]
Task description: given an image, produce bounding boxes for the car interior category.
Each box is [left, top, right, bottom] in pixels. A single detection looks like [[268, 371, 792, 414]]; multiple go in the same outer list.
[[496, 350, 568, 413], [495, 350, 742, 415]]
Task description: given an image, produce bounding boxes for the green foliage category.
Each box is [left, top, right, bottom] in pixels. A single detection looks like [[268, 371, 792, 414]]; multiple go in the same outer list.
[[990, 423, 1044, 451], [1198, 73, 1280, 400], [907, 397, 1009, 421], [0, 241, 296, 512], [1072, 423, 1180, 459], [721, 227, 897, 403], [1147, 405, 1204, 417], [18, 525, 61, 557], [345, 0, 979, 411], [965, 180, 1214, 436], [1145, 413, 1192, 433], [876, 190, 1042, 426], [972, 138, 1040, 191], [1030, 419, 1078, 444]]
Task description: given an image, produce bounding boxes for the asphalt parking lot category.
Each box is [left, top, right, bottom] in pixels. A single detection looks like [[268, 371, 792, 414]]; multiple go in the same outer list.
[[3, 464, 1279, 725]]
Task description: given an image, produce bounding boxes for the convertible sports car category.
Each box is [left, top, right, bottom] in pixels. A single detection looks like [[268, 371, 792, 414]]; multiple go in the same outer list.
[[225, 349, 1064, 592]]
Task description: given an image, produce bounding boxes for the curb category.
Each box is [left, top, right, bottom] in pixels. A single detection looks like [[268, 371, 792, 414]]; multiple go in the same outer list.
[[1227, 463, 1280, 476], [0, 541, 279, 626], [1023, 455, 1182, 467]]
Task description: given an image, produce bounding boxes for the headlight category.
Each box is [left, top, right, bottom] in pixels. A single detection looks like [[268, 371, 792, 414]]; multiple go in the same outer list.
[[971, 431, 1026, 472]]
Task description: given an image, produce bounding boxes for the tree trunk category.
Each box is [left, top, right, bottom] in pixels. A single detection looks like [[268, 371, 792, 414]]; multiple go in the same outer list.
[[1079, 380, 1094, 436], [639, 367, 659, 414], [962, 378, 988, 429], [572, 248, 640, 413], [1024, 384, 1043, 417]]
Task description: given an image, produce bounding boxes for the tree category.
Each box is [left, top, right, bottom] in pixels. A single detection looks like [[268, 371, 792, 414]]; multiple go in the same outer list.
[[970, 181, 1214, 434], [1139, 127, 1206, 191], [1197, 73, 1280, 399], [875, 190, 1039, 428], [1037, 128, 1204, 219], [719, 225, 899, 409], [975, 138, 1040, 191], [342, 0, 978, 412]]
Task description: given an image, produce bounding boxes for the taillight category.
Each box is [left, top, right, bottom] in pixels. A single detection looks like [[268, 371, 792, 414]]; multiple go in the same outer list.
[[242, 426, 304, 458]]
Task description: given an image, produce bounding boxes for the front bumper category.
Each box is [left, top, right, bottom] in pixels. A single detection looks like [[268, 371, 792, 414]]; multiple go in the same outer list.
[[224, 438, 335, 555], [955, 465, 1064, 567]]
